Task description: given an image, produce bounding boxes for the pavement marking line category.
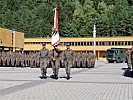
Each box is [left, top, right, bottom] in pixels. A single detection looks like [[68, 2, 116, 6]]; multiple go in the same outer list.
[[0, 64, 104, 96]]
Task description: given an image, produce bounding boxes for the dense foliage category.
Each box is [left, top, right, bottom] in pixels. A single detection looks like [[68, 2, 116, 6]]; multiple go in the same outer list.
[[0, 0, 133, 38]]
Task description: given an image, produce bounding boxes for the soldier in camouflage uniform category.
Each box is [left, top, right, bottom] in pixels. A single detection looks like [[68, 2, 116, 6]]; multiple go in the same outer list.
[[0, 51, 2, 66], [34, 52, 38, 68], [131, 46, 133, 71], [29, 51, 35, 68], [2, 51, 7, 67], [87, 52, 92, 68], [39, 43, 49, 79], [50, 45, 61, 80], [84, 51, 89, 68], [125, 49, 132, 70], [37, 51, 40, 68], [89, 52, 95, 68], [91, 53, 96, 68], [11, 52, 16, 67], [6, 51, 11, 67], [76, 52, 82, 68], [62, 43, 74, 80], [20, 52, 25, 67], [16, 52, 21, 67], [82, 52, 86, 68], [26, 53, 30, 67]]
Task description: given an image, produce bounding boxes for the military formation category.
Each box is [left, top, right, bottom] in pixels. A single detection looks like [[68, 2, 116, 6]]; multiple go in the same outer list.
[[0, 43, 96, 80], [0, 51, 40, 68], [125, 46, 133, 71]]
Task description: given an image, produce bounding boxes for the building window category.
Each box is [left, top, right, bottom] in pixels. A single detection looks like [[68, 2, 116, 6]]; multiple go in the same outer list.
[[87, 42, 89, 45], [105, 42, 109, 46], [109, 42, 111, 45], [81, 42, 83, 46], [78, 42, 80, 46], [71, 42, 74, 46], [84, 42, 87, 46], [96, 42, 99, 46], [112, 42, 114, 45], [115, 42, 117, 45], [90, 42, 93, 46], [75, 42, 78, 46], [128, 41, 131, 45], [102, 42, 104, 45]]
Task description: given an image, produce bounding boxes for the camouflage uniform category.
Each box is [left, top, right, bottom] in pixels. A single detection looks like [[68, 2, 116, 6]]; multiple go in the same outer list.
[[6, 52, 11, 67], [2, 51, 7, 67], [25, 53, 29, 67], [125, 49, 132, 69], [50, 46, 61, 79], [91, 54, 96, 68], [20, 53, 25, 67], [131, 47, 133, 71], [11, 52, 16, 67], [39, 46, 49, 79], [16, 52, 21, 67], [84, 52, 88, 68], [82, 52, 86, 68], [76, 53, 82, 68], [0, 52, 2, 66], [36, 52, 40, 68], [63, 44, 74, 80], [34, 52, 38, 68], [87, 53, 92, 68], [29, 52, 35, 68]]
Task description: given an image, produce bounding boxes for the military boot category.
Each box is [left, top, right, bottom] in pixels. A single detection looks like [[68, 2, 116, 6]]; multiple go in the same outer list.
[[54, 74, 58, 80], [67, 73, 70, 80], [40, 73, 47, 79]]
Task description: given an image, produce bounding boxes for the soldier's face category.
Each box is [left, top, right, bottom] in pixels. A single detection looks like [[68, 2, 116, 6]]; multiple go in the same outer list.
[[66, 46, 70, 49], [42, 45, 46, 49]]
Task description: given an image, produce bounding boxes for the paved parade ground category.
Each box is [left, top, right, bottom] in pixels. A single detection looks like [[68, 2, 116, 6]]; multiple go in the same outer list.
[[0, 61, 133, 100]]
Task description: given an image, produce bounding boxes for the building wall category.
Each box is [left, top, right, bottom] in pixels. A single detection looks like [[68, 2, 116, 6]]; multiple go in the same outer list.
[[24, 37, 133, 60], [0, 27, 24, 51], [13, 31, 24, 49], [0, 27, 12, 48]]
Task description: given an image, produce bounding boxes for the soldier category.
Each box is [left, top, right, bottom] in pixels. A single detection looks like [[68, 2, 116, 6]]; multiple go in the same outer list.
[[2, 51, 7, 67], [36, 51, 40, 68], [87, 52, 92, 68], [16, 52, 21, 67], [89, 52, 95, 68], [20, 52, 25, 67], [82, 52, 86, 68], [0, 51, 2, 66], [62, 43, 74, 80], [29, 51, 35, 68], [84, 51, 89, 68], [125, 49, 132, 70], [50, 45, 62, 80], [131, 46, 133, 71], [34, 52, 38, 68], [76, 52, 82, 68], [39, 43, 49, 79], [11, 52, 16, 67], [6, 51, 11, 67], [91, 53, 96, 68]]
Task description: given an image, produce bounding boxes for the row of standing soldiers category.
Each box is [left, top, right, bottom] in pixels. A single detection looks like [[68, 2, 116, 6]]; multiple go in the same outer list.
[[0, 49, 95, 69], [125, 46, 133, 71], [0, 43, 95, 80]]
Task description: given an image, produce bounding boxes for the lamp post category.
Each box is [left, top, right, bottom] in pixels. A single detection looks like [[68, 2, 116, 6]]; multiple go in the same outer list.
[[93, 22, 96, 56]]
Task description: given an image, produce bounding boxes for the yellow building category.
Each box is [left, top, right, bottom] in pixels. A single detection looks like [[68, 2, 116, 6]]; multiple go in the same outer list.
[[24, 37, 133, 60], [0, 27, 24, 51]]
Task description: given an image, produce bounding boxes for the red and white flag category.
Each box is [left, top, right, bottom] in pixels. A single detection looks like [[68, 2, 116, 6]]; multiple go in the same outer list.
[[52, 8, 60, 46]]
